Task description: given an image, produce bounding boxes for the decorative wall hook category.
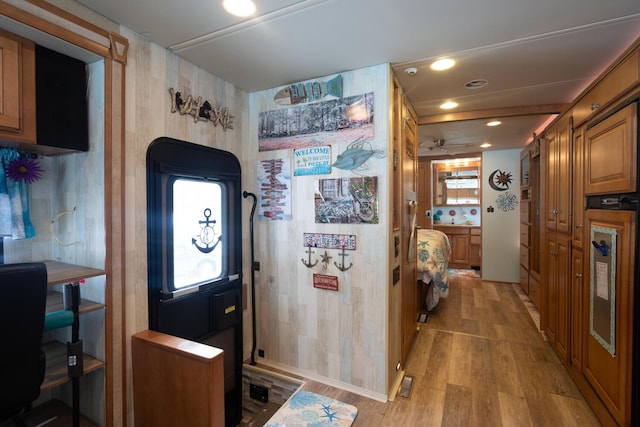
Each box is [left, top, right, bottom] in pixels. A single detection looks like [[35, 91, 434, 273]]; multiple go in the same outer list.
[[334, 246, 353, 272], [301, 246, 318, 268]]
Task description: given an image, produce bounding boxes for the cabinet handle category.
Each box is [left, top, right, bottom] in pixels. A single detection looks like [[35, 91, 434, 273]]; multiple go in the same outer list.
[[575, 273, 582, 278], [575, 224, 582, 229], [591, 103, 600, 111]]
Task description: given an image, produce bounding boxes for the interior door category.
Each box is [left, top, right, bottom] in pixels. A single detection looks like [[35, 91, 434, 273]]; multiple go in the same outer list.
[[400, 99, 418, 363]]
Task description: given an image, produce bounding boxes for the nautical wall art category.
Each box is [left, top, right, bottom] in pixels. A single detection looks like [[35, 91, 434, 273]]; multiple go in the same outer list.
[[258, 158, 292, 221], [315, 176, 378, 224], [332, 139, 385, 175], [293, 146, 331, 176], [274, 74, 342, 106], [169, 88, 234, 130], [259, 92, 374, 152]]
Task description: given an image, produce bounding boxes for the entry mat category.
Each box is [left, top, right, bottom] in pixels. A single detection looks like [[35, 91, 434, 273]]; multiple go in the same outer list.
[[265, 390, 358, 426]]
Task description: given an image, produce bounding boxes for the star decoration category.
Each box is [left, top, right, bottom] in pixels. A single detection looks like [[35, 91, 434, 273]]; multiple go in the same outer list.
[[320, 251, 332, 269]]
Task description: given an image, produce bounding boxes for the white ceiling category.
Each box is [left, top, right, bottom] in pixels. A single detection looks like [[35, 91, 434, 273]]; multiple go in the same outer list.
[[75, 0, 640, 156]]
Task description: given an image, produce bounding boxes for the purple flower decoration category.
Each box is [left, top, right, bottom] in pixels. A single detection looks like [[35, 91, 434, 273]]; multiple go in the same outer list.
[[6, 157, 43, 183]]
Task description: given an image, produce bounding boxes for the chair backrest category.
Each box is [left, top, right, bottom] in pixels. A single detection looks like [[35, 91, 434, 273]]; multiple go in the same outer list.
[[0, 262, 48, 420]]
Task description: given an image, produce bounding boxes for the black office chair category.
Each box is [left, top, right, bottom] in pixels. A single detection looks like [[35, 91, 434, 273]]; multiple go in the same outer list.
[[0, 262, 48, 423]]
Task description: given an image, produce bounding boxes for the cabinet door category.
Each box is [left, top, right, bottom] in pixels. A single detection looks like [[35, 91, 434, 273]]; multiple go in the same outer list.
[[572, 126, 585, 249], [570, 248, 584, 373], [555, 233, 571, 364], [555, 118, 572, 234], [0, 33, 21, 131], [585, 103, 637, 195], [545, 128, 558, 230], [544, 116, 572, 233], [583, 209, 635, 426], [544, 236, 558, 344], [449, 234, 469, 267], [0, 29, 35, 144]]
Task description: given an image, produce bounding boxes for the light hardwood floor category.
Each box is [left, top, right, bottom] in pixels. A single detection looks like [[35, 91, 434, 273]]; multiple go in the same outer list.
[[246, 274, 602, 426]]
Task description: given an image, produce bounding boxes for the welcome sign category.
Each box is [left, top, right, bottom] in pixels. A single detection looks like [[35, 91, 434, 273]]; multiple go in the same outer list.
[[293, 146, 331, 176]]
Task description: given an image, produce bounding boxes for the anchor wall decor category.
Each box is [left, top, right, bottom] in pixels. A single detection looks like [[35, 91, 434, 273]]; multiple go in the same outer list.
[[192, 208, 222, 254], [301, 245, 318, 268], [334, 246, 353, 272]]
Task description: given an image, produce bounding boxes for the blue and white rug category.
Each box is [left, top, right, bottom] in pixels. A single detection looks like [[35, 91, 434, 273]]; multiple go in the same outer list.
[[265, 390, 358, 427]]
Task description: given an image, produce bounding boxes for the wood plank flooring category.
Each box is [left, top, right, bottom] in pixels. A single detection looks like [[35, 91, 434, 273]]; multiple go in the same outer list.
[[245, 275, 602, 426]]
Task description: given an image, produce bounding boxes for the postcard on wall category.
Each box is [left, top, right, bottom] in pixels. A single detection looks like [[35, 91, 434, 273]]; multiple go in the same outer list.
[[314, 176, 378, 224], [257, 158, 292, 221], [258, 92, 374, 152], [294, 146, 331, 176]]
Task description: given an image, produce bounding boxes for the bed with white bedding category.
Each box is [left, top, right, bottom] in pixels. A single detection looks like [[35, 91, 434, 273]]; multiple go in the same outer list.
[[416, 228, 451, 311]]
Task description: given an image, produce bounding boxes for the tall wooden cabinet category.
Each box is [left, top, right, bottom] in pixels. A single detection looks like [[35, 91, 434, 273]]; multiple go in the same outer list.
[[537, 36, 640, 427]]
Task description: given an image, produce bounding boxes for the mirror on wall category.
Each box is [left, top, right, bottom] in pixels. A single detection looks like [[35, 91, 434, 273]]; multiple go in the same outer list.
[[433, 158, 481, 206]]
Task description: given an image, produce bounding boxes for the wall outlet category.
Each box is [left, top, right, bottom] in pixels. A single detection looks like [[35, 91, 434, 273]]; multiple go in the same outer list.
[[249, 383, 269, 402]]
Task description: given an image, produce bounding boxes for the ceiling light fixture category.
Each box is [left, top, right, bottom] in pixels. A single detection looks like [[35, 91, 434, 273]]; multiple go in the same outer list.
[[487, 120, 502, 127], [430, 58, 455, 71], [480, 143, 492, 148], [223, 0, 256, 17], [440, 101, 458, 110]]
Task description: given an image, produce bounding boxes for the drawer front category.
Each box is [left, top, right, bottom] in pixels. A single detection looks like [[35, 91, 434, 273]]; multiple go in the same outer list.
[[470, 235, 481, 245], [470, 227, 481, 236], [520, 223, 530, 246], [520, 244, 529, 268], [434, 225, 469, 235], [520, 265, 529, 294], [520, 200, 530, 218]]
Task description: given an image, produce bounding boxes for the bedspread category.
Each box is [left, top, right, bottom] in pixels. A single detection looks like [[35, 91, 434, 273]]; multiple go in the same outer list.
[[417, 228, 451, 311]]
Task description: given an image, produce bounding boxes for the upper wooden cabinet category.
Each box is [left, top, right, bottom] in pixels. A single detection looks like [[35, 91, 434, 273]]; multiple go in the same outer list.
[[573, 48, 639, 127], [0, 30, 89, 156], [0, 29, 36, 144], [544, 114, 572, 234], [584, 103, 637, 195]]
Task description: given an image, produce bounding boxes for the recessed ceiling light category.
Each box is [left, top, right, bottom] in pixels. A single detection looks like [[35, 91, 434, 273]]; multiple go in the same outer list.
[[223, 0, 256, 17], [480, 143, 492, 148], [487, 120, 502, 127], [440, 101, 458, 110], [430, 58, 455, 71], [464, 79, 489, 89]]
